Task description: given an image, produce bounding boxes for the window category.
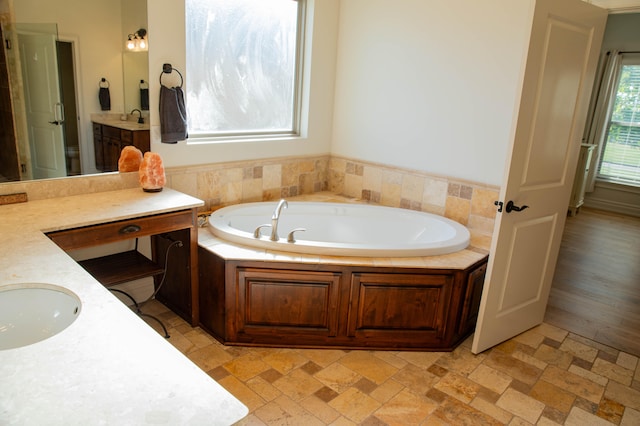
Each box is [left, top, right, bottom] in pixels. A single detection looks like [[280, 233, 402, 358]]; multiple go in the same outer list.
[[185, 0, 305, 140], [597, 55, 640, 185]]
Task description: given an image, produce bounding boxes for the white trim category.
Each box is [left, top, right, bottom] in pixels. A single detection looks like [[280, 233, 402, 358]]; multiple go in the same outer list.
[[589, 0, 640, 13], [57, 33, 90, 175], [584, 196, 640, 215], [583, 180, 640, 216]]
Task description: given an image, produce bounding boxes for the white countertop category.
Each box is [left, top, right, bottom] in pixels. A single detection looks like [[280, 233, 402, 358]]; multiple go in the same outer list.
[[92, 116, 150, 132], [0, 188, 248, 425]]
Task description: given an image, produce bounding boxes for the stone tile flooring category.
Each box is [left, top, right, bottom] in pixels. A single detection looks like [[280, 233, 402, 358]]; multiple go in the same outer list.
[[144, 301, 640, 425]]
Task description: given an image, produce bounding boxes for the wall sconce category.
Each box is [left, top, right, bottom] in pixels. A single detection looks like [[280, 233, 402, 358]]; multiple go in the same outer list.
[[126, 28, 148, 52]]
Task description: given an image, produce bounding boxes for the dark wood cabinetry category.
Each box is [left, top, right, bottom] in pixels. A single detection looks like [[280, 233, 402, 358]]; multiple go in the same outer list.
[[93, 122, 150, 172], [47, 209, 200, 326], [198, 249, 487, 351]]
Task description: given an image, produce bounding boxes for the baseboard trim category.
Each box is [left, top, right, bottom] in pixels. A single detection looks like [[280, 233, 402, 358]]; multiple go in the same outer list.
[[583, 198, 640, 217]]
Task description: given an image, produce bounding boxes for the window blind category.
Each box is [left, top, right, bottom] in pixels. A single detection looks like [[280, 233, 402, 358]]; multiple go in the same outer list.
[[598, 62, 640, 186]]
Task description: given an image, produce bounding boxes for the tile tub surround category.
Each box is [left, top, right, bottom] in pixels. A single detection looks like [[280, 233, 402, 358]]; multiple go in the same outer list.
[[0, 188, 248, 425], [328, 156, 500, 236], [1, 154, 499, 236], [167, 155, 499, 236]]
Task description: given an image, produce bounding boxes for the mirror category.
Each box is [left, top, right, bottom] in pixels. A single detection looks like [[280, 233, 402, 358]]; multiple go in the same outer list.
[[0, 0, 149, 183]]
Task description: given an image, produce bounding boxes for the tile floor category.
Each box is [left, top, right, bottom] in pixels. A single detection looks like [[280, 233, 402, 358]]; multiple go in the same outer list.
[[143, 301, 640, 425]]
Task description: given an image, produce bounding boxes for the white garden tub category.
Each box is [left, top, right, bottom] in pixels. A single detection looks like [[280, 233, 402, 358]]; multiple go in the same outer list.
[[208, 201, 470, 257]]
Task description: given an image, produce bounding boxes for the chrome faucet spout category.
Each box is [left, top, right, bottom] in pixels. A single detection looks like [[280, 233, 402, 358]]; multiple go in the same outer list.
[[270, 199, 288, 241]]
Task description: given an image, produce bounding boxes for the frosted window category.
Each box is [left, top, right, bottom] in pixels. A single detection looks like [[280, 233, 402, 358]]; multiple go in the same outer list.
[[186, 0, 303, 138]]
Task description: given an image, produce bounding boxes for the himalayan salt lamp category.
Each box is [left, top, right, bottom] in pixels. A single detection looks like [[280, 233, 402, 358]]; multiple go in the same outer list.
[[138, 152, 166, 192], [118, 146, 143, 172]]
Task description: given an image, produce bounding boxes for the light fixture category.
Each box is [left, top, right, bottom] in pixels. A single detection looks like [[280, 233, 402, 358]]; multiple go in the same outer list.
[[126, 28, 148, 52]]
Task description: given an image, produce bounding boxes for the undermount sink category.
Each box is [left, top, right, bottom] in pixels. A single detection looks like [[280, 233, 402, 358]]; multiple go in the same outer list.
[[0, 284, 82, 350]]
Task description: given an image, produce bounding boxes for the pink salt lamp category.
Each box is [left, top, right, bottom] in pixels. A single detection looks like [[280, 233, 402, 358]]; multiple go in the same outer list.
[[138, 152, 166, 192], [118, 146, 143, 172]]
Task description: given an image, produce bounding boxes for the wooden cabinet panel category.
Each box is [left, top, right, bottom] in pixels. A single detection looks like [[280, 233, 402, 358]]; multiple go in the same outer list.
[[104, 137, 121, 172], [153, 228, 193, 325], [92, 122, 150, 172], [121, 130, 133, 143], [348, 273, 453, 344], [235, 268, 341, 341], [198, 246, 227, 339], [458, 263, 487, 335], [132, 130, 150, 152], [47, 210, 194, 251], [93, 123, 104, 171]]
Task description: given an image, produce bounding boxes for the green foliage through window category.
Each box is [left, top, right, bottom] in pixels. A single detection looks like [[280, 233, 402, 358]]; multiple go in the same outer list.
[[598, 62, 640, 185]]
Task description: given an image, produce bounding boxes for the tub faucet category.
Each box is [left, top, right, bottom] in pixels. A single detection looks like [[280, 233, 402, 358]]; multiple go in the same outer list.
[[270, 199, 288, 241], [131, 108, 144, 124]]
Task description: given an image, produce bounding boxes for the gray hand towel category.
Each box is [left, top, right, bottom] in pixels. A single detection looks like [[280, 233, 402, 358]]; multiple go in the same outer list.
[[140, 88, 149, 110], [99, 87, 111, 111], [159, 85, 188, 144]]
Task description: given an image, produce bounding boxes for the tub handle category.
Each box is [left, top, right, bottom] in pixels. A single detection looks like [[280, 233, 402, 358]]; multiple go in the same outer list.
[[287, 228, 306, 243], [253, 224, 272, 239]]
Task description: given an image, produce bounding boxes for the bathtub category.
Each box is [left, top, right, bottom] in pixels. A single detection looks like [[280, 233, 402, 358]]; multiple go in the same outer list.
[[207, 201, 470, 257]]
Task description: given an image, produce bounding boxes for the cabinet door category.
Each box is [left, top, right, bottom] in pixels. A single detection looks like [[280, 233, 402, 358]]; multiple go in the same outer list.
[[92, 123, 104, 171], [133, 130, 150, 153], [457, 263, 487, 335], [93, 134, 104, 171], [348, 272, 453, 346], [235, 268, 342, 343], [104, 138, 120, 171], [153, 228, 193, 325], [120, 129, 133, 146]]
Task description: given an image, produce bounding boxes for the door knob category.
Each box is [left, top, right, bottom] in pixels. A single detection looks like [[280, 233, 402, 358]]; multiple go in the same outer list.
[[495, 200, 529, 213], [505, 201, 529, 213]]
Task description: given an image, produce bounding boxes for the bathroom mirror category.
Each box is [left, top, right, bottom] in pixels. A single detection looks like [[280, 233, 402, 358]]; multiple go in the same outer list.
[[0, 0, 148, 183]]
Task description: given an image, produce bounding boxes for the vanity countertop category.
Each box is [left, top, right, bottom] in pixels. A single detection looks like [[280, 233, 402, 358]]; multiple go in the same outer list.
[[0, 188, 248, 425], [92, 116, 150, 131]]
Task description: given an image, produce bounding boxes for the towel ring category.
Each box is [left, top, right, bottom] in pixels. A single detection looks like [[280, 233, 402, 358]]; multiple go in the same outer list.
[[99, 78, 110, 88], [159, 63, 183, 88], [139, 79, 149, 89]]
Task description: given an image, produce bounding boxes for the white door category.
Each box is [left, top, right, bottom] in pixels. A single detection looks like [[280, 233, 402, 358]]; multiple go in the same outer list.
[[472, 0, 607, 354], [18, 25, 67, 179]]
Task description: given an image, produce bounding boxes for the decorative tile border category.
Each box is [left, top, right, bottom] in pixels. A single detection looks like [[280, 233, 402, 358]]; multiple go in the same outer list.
[[4, 154, 499, 235], [328, 156, 499, 235], [165, 155, 330, 212], [167, 155, 498, 235]]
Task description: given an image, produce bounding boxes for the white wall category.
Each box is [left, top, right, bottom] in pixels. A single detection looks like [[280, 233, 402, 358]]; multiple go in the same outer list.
[[15, 0, 124, 112], [14, 0, 537, 188], [330, 0, 534, 187], [147, 0, 339, 168]]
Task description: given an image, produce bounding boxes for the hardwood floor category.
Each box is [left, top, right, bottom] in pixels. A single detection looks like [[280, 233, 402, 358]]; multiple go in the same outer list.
[[545, 207, 640, 357]]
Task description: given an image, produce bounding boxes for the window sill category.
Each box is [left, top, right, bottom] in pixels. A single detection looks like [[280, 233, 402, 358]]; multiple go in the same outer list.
[[185, 134, 303, 145]]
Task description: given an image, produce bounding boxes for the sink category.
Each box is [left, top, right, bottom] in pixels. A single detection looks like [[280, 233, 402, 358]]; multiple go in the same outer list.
[[0, 284, 82, 350]]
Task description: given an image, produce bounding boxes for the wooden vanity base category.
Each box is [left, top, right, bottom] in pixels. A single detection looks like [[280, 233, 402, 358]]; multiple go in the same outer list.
[[198, 248, 487, 351]]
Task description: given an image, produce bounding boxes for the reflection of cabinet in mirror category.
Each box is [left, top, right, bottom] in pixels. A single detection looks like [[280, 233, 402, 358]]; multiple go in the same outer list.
[[93, 122, 150, 172]]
